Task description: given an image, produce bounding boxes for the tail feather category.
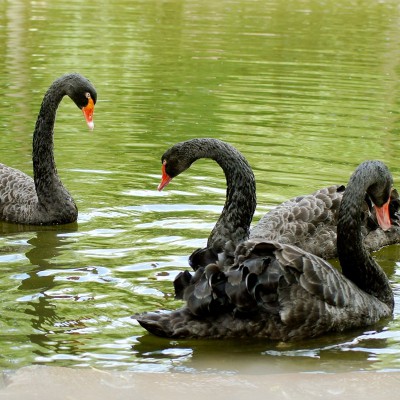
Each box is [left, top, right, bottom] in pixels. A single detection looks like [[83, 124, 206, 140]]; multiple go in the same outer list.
[[173, 270, 193, 299], [189, 247, 218, 270], [136, 312, 174, 338]]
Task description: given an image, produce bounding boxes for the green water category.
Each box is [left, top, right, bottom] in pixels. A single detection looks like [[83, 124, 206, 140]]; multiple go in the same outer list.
[[0, 0, 400, 373]]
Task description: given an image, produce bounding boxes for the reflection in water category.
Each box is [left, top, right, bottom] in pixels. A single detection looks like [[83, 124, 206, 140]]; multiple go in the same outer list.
[[14, 228, 106, 364], [20, 230, 77, 343], [25, 229, 77, 267], [132, 326, 396, 374]]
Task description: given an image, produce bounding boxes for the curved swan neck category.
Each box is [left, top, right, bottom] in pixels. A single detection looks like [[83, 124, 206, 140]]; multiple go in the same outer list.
[[183, 139, 257, 252], [32, 79, 66, 199], [338, 162, 393, 307]]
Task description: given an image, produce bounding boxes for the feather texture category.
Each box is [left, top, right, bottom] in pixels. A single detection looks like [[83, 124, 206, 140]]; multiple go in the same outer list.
[[136, 160, 395, 340], [0, 73, 97, 225], [156, 139, 400, 269]]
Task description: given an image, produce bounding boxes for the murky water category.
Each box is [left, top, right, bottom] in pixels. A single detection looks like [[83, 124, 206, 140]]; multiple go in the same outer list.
[[0, 0, 400, 373]]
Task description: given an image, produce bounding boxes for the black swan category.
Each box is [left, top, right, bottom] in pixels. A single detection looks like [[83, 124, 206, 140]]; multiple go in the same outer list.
[[0, 73, 97, 225], [156, 138, 400, 268], [136, 160, 394, 339]]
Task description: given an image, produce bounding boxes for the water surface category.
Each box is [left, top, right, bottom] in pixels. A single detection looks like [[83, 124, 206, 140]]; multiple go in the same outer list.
[[0, 0, 400, 373]]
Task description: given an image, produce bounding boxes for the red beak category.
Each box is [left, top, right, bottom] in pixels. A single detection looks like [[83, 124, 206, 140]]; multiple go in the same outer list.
[[82, 97, 95, 130], [375, 198, 391, 231], [158, 163, 172, 191]]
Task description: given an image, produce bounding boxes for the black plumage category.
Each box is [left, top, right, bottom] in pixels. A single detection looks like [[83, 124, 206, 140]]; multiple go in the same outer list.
[[156, 139, 400, 268], [136, 160, 395, 340], [0, 73, 97, 225]]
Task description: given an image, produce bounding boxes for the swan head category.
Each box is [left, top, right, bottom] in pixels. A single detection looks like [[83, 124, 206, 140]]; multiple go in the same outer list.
[[157, 142, 196, 191], [365, 161, 393, 231], [62, 73, 97, 130]]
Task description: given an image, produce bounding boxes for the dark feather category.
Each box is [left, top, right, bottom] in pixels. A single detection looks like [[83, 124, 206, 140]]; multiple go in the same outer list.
[[136, 161, 394, 340]]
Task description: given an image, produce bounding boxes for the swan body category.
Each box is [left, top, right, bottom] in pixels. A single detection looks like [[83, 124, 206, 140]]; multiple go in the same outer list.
[[155, 138, 400, 268], [136, 160, 394, 339], [0, 73, 97, 225], [249, 185, 400, 259]]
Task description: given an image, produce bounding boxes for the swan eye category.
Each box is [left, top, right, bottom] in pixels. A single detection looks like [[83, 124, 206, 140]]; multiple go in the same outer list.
[[85, 92, 91, 99]]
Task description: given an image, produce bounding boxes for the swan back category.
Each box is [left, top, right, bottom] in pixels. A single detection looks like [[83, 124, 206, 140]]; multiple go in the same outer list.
[[138, 239, 392, 339], [250, 183, 400, 259]]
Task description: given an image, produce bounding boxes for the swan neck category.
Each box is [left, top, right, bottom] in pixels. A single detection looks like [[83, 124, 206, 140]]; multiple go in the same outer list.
[[32, 81, 66, 198], [190, 139, 257, 252], [338, 166, 393, 307]]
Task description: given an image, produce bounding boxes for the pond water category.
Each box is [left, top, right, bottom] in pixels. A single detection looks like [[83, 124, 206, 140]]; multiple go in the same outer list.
[[1, 0, 400, 374]]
